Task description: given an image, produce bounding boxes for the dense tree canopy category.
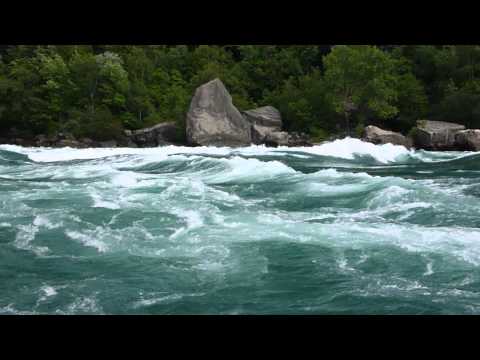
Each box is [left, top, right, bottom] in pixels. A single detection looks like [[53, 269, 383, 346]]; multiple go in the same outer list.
[[1, 45, 480, 143]]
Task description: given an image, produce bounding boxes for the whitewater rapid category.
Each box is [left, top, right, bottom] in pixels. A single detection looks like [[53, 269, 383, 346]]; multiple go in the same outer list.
[[1, 138, 480, 314]]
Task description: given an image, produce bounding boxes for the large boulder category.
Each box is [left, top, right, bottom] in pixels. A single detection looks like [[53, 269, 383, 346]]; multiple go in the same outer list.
[[13, 138, 34, 147], [125, 122, 179, 147], [287, 132, 312, 147], [250, 124, 274, 145], [264, 131, 290, 147], [35, 134, 50, 147], [57, 139, 83, 148], [243, 106, 283, 145], [186, 79, 251, 147], [243, 106, 282, 129], [98, 140, 118, 148], [412, 120, 465, 150], [262, 131, 312, 148], [363, 125, 411, 147], [455, 129, 480, 151]]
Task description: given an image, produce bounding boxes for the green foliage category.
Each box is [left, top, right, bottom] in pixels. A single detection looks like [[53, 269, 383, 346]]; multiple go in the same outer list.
[[323, 45, 401, 135], [2, 45, 480, 143], [309, 127, 330, 143], [432, 91, 480, 128]]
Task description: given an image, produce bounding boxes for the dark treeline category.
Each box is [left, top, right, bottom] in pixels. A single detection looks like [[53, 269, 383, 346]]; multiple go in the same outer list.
[[1, 45, 480, 143]]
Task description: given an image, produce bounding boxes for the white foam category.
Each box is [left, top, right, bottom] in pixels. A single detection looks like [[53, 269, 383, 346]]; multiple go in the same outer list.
[[133, 293, 205, 309], [42, 286, 58, 297], [134, 294, 184, 308], [319, 222, 480, 266], [67, 296, 102, 314], [424, 262, 434, 276], [0, 138, 407, 164], [0, 145, 235, 163], [311, 168, 374, 179], [289, 137, 412, 163], [33, 215, 61, 229], [14, 224, 49, 256], [169, 210, 204, 240], [0, 304, 38, 315], [337, 257, 355, 272], [205, 156, 296, 184], [66, 230, 109, 253], [90, 191, 121, 210], [111, 172, 138, 187]]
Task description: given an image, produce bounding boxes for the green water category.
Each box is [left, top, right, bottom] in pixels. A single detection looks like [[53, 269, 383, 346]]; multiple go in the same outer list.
[[1, 138, 480, 315]]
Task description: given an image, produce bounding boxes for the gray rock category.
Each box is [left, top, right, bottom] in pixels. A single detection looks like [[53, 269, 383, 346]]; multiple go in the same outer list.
[[243, 105, 311, 147], [186, 79, 251, 147], [287, 132, 313, 147], [412, 120, 465, 150], [127, 139, 138, 148], [98, 140, 118, 148], [262, 131, 312, 148], [14, 138, 34, 147], [243, 106, 282, 129], [57, 139, 81, 148], [35, 134, 50, 147], [125, 122, 179, 147], [244, 106, 283, 145], [250, 124, 275, 145], [455, 129, 480, 151], [80, 138, 95, 147], [363, 125, 411, 147], [264, 131, 290, 147]]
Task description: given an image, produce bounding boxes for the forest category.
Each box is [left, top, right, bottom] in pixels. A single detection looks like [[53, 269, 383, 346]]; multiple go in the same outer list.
[[1, 45, 480, 143]]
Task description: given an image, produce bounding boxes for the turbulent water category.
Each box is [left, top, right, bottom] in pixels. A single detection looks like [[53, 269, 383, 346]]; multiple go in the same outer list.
[[1, 138, 480, 315]]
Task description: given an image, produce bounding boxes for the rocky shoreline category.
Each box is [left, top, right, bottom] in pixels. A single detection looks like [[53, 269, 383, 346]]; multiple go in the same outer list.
[[363, 120, 480, 151], [2, 78, 480, 152]]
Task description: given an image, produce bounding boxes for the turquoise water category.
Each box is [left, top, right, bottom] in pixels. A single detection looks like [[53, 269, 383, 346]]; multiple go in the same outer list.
[[1, 138, 480, 315]]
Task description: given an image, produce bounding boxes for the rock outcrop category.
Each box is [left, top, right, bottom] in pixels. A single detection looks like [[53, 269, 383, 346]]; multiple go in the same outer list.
[[124, 122, 179, 147], [455, 129, 480, 151], [242, 105, 311, 147], [33, 133, 87, 148], [257, 131, 312, 148], [243, 106, 283, 128], [244, 106, 282, 129], [243, 106, 282, 145], [363, 125, 411, 147], [285, 132, 312, 147], [412, 120, 465, 150], [186, 79, 251, 147]]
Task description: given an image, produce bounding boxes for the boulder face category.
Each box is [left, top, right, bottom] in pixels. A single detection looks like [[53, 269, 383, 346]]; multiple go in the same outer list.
[[98, 140, 118, 148], [412, 120, 466, 150], [244, 106, 283, 145], [186, 79, 251, 147], [363, 125, 411, 147], [287, 132, 313, 147], [261, 131, 312, 148], [455, 129, 480, 151], [243, 106, 282, 129], [264, 131, 290, 147], [251, 124, 274, 145], [125, 122, 179, 147]]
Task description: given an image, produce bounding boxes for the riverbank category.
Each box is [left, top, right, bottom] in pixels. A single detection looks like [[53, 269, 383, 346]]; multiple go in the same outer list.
[[2, 79, 480, 152]]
